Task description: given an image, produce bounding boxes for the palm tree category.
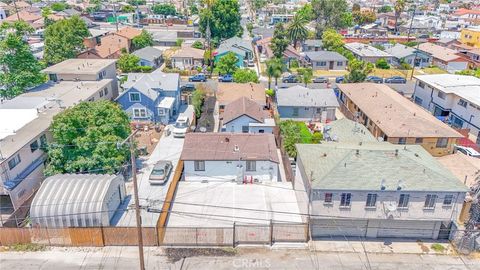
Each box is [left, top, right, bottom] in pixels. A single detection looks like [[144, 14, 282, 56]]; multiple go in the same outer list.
[[266, 58, 284, 89], [287, 14, 309, 49], [394, 0, 406, 34], [298, 68, 313, 87]]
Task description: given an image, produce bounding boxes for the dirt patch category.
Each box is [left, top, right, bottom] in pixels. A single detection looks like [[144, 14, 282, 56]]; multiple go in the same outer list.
[[416, 240, 430, 253], [195, 96, 216, 132], [165, 247, 237, 263], [131, 125, 163, 156]]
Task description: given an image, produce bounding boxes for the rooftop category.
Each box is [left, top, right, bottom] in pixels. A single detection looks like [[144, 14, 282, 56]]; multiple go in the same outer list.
[[337, 83, 462, 138], [277, 85, 339, 108], [222, 96, 269, 124], [323, 118, 377, 143], [344, 42, 393, 58], [42, 59, 117, 75], [119, 69, 179, 100], [132, 46, 163, 62], [437, 153, 480, 188], [114, 26, 142, 40], [384, 43, 418, 58], [418, 42, 464, 62], [296, 142, 467, 192], [171, 46, 205, 59], [414, 74, 480, 106], [304, 50, 347, 61], [216, 83, 266, 106]]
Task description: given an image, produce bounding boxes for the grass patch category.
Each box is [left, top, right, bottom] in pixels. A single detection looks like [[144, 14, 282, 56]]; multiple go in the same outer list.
[[280, 120, 322, 157], [313, 70, 348, 77], [297, 122, 312, 143], [8, 243, 47, 252], [431, 243, 446, 253], [419, 66, 448, 75], [370, 68, 411, 78]]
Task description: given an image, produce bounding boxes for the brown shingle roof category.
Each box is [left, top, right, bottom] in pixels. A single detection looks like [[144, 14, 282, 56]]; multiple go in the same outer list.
[[216, 83, 266, 107], [180, 133, 279, 163], [115, 27, 142, 40], [223, 96, 269, 124], [171, 46, 204, 59], [5, 10, 41, 23], [337, 83, 463, 138], [419, 42, 465, 62]]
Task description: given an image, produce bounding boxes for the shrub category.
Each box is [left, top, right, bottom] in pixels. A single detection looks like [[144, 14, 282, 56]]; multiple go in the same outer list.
[[289, 59, 299, 68], [311, 132, 323, 143], [431, 243, 445, 253], [192, 40, 203, 49], [192, 88, 206, 118], [265, 89, 275, 97], [375, 58, 390, 69]]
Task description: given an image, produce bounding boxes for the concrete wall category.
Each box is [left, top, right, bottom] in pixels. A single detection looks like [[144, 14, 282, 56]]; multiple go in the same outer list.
[[278, 106, 336, 122], [183, 160, 279, 182]]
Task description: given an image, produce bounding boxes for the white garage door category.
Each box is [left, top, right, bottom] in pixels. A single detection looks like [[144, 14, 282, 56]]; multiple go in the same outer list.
[[311, 219, 367, 238], [376, 220, 436, 239]]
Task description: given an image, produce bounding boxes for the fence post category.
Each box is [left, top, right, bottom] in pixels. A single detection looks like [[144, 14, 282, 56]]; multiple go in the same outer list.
[[270, 220, 273, 246], [100, 227, 105, 247], [195, 228, 198, 246], [232, 222, 236, 247], [45, 228, 51, 246]]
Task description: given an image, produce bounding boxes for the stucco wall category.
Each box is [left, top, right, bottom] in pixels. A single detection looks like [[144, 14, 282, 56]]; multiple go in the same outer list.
[[184, 160, 279, 182]]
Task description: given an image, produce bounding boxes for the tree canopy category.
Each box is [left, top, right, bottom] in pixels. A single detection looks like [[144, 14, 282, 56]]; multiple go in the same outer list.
[[0, 21, 45, 98], [297, 67, 313, 87], [44, 16, 90, 65], [45, 101, 131, 176], [118, 53, 140, 72], [312, 0, 351, 36], [346, 59, 373, 83], [233, 69, 259, 83], [270, 23, 290, 58], [50, 2, 68, 12], [287, 14, 308, 49], [132, 30, 154, 50], [121, 5, 135, 13], [265, 58, 284, 89], [215, 52, 238, 75], [152, 4, 177, 15], [199, 0, 243, 44]]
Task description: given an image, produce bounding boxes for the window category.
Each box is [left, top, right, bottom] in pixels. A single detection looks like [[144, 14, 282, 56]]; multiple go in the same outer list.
[[40, 134, 47, 148], [158, 108, 164, 115], [458, 99, 468, 108], [437, 91, 446, 99], [443, 195, 454, 206], [324, 193, 333, 204], [366, 193, 377, 207], [194, 160, 205, 171], [129, 92, 141, 102], [337, 61, 343, 66], [340, 193, 351, 207], [292, 108, 299, 117], [415, 138, 423, 144], [246, 161, 256, 171], [133, 108, 147, 118], [316, 61, 326, 66], [414, 96, 423, 106], [424, 194, 437, 209], [242, 126, 249, 133], [49, 74, 58, 82], [398, 194, 409, 208], [30, 140, 39, 153], [8, 154, 21, 170], [436, 138, 448, 148], [398, 137, 406, 144], [104, 88, 108, 95], [418, 81, 425, 89], [99, 90, 104, 97]]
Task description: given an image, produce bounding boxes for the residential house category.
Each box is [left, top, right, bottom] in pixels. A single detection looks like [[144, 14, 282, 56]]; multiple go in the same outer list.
[[344, 42, 394, 64], [216, 83, 266, 110], [0, 79, 114, 225], [220, 97, 275, 133], [78, 27, 142, 59], [215, 36, 253, 67], [304, 51, 348, 71], [384, 43, 431, 68], [277, 85, 339, 122], [337, 83, 463, 157], [460, 26, 480, 48], [398, 15, 442, 34], [322, 118, 377, 143], [256, 37, 305, 67], [4, 10, 42, 28], [418, 42, 469, 73], [434, 38, 462, 49], [116, 69, 180, 124], [170, 46, 205, 70], [132, 46, 163, 68], [302, 39, 323, 52], [465, 48, 480, 67], [180, 133, 279, 182], [83, 28, 109, 49], [294, 142, 467, 239], [42, 58, 119, 98], [452, 8, 480, 25], [413, 74, 480, 144]]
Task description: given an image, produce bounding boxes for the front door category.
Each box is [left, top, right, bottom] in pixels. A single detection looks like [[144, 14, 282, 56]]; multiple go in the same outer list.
[[329, 61, 334, 69]]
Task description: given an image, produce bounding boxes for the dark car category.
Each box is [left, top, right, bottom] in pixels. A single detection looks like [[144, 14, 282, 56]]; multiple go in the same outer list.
[[384, 76, 407, 84], [282, 74, 298, 83], [218, 74, 233, 82], [335, 76, 345, 83], [365, 76, 383, 83], [180, 84, 196, 91], [188, 73, 207, 82], [313, 76, 329, 83]]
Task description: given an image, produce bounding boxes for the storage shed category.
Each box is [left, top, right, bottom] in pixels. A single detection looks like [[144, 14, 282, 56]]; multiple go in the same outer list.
[[30, 174, 126, 227]]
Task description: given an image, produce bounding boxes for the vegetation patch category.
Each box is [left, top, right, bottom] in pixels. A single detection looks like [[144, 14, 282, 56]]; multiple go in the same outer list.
[[8, 243, 47, 252], [280, 120, 322, 158], [165, 247, 237, 263], [431, 243, 446, 253]]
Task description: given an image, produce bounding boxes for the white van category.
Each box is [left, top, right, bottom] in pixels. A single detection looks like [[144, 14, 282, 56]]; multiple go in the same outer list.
[[172, 116, 190, 138]]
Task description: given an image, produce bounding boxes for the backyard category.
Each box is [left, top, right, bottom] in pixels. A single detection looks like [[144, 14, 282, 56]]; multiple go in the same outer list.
[[279, 120, 322, 158]]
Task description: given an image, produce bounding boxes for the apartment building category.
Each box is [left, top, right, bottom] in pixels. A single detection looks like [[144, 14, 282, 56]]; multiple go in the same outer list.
[[413, 74, 480, 144], [460, 27, 480, 48], [337, 83, 463, 157]]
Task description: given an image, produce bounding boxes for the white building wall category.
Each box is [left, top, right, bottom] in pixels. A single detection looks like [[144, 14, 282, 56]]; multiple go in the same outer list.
[[224, 115, 258, 133], [183, 160, 279, 182]]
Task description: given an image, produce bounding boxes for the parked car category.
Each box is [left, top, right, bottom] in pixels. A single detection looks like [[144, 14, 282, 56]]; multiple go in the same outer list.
[[172, 115, 191, 138], [365, 76, 383, 83], [180, 84, 196, 91], [455, 145, 480, 158], [188, 73, 207, 82], [384, 76, 407, 84], [282, 74, 298, 83], [247, 59, 255, 67], [335, 76, 345, 83], [218, 74, 233, 82], [149, 160, 173, 185], [313, 77, 328, 83]]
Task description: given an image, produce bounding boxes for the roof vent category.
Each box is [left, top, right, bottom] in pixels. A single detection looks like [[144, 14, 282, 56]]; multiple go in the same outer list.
[[225, 137, 230, 143], [397, 179, 404, 190], [234, 144, 239, 152], [380, 179, 386, 190], [395, 149, 399, 156], [356, 149, 360, 155]]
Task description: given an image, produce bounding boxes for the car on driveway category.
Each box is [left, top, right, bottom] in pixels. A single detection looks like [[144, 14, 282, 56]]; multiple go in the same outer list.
[[149, 160, 173, 185], [282, 74, 298, 83], [180, 84, 196, 91], [218, 74, 233, 82], [384, 76, 407, 84], [365, 76, 383, 83], [455, 145, 480, 158], [188, 73, 207, 82], [313, 77, 328, 83], [335, 76, 345, 83]]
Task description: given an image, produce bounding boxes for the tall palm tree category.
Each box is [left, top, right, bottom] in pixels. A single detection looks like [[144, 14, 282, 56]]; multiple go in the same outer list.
[[266, 58, 284, 90], [394, 0, 406, 34], [287, 14, 309, 49]]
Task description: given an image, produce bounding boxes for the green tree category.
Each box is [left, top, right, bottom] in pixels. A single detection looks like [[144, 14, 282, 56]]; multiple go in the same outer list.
[[233, 69, 259, 83], [192, 88, 206, 118], [270, 23, 290, 58], [375, 58, 390, 69], [297, 67, 313, 87], [132, 30, 154, 50], [121, 5, 135, 13], [152, 4, 177, 15], [265, 57, 284, 89], [199, 0, 243, 43], [456, 69, 480, 78], [394, 0, 406, 33], [353, 10, 377, 25], [0, 21, 45, 98], [50, 2, 68, 12], [215, 52, 238, 75], [41, 7, 55, 27], [117, 53, 140, 73], [45, 101, 131, 176], [175, 38, 184, 47], [190, 5, 199, 15], [322, 28, 344, 52], [378, 5, 393, 13], [312, 0, 350, 36], [192, 40, 204, 49], [44, 16, 89, 65], [246, 22, 254, 37], [296, 3, 315, 21], [287, 14, 308, 49], [346, 59, 373, 83], [128, 0, 146, 6], [251, 0, 267, 10]]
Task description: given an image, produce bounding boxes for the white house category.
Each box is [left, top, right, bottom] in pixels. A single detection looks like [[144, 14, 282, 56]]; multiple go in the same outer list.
[[221, 97, 275, 133], [180, 133, 280, 183], [294, 142, 468, 239], [413, 74, 480, 144], [344, 42, 394, 64]]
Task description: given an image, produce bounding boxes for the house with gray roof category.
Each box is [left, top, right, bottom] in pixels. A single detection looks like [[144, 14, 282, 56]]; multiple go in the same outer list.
[[215, 36, 253, 67], [302, 39, 323, 52], [304, 51, 348, 71], [323, 118, 377, 143], [344, 42, 394, 64], [294, 142, 468, 239], [220, 97, 275, 133], [276, 85, 339, 122], [116, 69, 180, 124], [384, 43, 431, 68], [132, 46, 163, 68]]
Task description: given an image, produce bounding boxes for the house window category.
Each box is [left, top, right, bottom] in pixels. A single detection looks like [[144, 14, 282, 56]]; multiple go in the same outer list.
[[437, 91, 446, 99], [398, 137, 406, 144], [337, 61, 343, 66], [104, 88, 108, 96], [246, 160, 256, 171], [292, 108, 299, 116], [49, 73, 58, 82], [414, 96, 423, 105], [366, 193, 377, 207], [100, 89, 104, 97], [30, 140, 39, 153], [340, 193, 351, 207], [133, 108, 147, 118], [158, 108, 164, 115], [40, 134, 47, 148], [316, 61, 326, 66], [415, 138, 423, 144], [424, 194, 437, 209], [8, 154, 21, 170], [242, 126, 249, 133], [458, 99, 468, 108], [436, 138, 448, 148], [129, 92, 141, 102], [324, 193, 333, 204], [194, 160, 205, 171], [418, 81, 425, 88], [443, 195, 454, 206], [398, 194, 410, 208]]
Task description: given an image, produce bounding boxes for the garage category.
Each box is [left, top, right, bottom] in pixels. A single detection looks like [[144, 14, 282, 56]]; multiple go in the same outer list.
[[311, 219, 368, 238], [376, 220, 438, 239]]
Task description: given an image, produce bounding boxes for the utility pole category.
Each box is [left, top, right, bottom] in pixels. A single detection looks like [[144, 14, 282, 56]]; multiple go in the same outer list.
[[112, 0, 119, 32], [12, 0, 20, 21], [119, 130, 145, 270]]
